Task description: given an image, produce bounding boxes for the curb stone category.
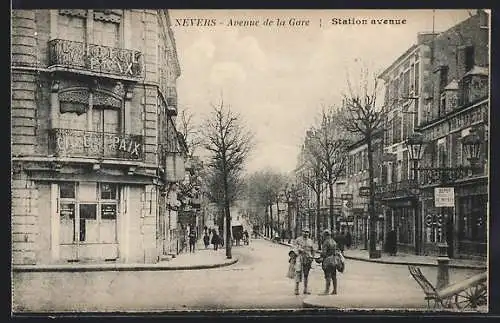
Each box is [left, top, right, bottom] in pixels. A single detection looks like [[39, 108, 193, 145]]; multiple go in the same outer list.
[[12, 258, 239, 273]]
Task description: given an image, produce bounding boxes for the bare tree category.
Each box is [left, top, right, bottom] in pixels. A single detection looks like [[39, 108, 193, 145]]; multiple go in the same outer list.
[[202, 100, 254, 259], [244, 169, 287, 238], [296, 139, 326, 249], [177, 108, 203, 157], [204, 167, 243, 230], [305, 108, 350, 235], [338, 68, 390, 259]]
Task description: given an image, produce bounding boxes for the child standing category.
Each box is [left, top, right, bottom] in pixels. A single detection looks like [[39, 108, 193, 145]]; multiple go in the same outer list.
[[287, 249, 303, 295]]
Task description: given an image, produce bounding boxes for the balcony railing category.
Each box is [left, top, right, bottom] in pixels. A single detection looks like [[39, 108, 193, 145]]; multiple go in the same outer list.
[[376, 180, 418, 199], [48, 39, 143, 79], [48, 128, 144, 161]]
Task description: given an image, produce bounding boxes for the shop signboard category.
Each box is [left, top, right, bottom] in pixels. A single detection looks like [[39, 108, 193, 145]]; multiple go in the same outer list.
[[359, 186, 370, 197], [341, 193, 353, 200], [434, 187, 455, 207], [101, 204, 117, 220]]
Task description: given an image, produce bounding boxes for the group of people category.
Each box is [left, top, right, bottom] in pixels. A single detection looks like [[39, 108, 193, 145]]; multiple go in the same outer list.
[[288, 228, 346, 296], [202, 229, 225, 251]]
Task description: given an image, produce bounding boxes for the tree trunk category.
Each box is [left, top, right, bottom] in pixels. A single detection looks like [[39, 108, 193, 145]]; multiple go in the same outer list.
[[276, 199, 280, 239], [223, 172, 232, 259], [316, 185, 321, 250], [270, 202, 274, 238], [367, 134, 379, 258], [265, 206, 269, 237], [329, 181, 334, 233]]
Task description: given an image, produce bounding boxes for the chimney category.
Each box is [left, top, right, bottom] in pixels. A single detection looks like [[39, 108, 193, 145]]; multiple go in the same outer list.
[[417, 32, 438, 45]]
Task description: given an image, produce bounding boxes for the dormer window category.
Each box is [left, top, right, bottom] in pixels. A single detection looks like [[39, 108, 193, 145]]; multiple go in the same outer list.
[[443, 79, 459, 113], [462, 66, 488, 105]]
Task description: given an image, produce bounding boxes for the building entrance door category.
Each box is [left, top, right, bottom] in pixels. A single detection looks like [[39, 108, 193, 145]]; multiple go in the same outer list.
[[58, 182, 119, 262]]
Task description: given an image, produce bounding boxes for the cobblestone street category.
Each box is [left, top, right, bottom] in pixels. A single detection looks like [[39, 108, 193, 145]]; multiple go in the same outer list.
[[12, 239, 484, 312]]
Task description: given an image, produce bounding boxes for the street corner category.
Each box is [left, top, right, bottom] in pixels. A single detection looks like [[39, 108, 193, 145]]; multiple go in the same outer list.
[[302, 293, 427, 310]]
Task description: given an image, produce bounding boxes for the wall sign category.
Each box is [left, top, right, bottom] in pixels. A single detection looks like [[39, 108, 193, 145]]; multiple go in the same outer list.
[[341, 193, 353, 200], [359, 186, 371, 197], [434, 187, 455, 207], [52, 129, 144, 160], [101, 204, 117, 220]]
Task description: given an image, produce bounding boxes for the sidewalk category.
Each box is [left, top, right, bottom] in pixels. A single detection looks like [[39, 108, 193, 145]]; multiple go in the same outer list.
[[342, 248, 487, 270], [261, 235, 487, 270], [12, 241, 238, 272]]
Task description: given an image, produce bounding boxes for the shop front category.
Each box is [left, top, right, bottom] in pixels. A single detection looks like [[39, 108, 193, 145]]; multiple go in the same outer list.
[[456, 181, 487, 258], [24, 166, 160, 265], [419, 178, 487, 259], [382, 199, 418, 255]]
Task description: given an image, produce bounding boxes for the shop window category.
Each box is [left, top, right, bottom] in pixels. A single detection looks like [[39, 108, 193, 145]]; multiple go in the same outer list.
[[58, 182, 119, 246], [60, 203, 76, 243], [80, 204, 98, 242], [459, 195, 487, 243]]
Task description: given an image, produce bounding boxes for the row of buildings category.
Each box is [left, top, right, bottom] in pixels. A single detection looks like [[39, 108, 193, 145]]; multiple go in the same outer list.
[[298, 10, 489, 260], [11, 9, 202, 265]]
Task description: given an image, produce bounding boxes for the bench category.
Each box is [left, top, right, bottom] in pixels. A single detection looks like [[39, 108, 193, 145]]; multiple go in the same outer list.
[[408, 265, 487, 310]]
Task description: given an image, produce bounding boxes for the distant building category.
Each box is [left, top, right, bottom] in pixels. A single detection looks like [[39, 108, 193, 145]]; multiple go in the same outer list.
[[11, 9, 183, 265]]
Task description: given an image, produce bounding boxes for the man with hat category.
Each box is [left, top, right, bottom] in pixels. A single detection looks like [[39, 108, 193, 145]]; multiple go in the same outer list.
[[319, 229, 339, 295], [293, 227, 315, 295]]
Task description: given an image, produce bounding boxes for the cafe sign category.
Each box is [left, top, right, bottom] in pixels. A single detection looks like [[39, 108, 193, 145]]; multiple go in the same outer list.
[[52, 129, 144, 160]]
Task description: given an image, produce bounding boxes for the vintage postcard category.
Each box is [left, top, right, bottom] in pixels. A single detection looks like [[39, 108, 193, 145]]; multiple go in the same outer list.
[[11, 9, 489, 313]]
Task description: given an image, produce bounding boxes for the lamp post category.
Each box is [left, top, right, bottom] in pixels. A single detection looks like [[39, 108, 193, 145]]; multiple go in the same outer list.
[[405, 128, 482, 289], [406, 132, 425, 256]]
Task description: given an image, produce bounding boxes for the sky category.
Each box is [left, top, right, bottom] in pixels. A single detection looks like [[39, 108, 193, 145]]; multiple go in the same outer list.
[[169, 9, 473, 175]]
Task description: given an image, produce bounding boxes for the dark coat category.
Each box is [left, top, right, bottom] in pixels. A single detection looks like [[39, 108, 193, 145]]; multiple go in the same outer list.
[[211, 233, 219, 245]]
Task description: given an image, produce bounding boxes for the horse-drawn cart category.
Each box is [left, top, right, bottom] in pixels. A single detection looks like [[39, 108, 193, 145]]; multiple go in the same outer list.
[[408, 265, 487, 311]]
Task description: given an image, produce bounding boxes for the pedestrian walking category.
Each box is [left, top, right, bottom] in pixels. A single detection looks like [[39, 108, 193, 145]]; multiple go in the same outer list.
[[387, 229, 397, 256], [203, 232, 210, 249], [211, 230, 219, 251], [293, 228, 315, 295], [318, 229, 339, 295], [334, 230, 346, 253], [188, 230, 196, 253], [219, 231, 224, 247], [345, 230, 352, 249]]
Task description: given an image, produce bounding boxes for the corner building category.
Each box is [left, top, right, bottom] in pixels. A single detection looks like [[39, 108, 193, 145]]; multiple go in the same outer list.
[[12, 9, 183, 265]]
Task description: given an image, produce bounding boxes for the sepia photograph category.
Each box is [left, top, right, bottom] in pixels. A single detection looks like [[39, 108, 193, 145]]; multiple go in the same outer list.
[[11, 8, 490, 314]]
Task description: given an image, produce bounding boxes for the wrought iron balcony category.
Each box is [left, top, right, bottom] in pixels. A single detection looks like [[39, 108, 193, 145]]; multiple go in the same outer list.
[[375, 180, 418, 200], [48, 39, 143, 79], [48, 128, 144, 161]]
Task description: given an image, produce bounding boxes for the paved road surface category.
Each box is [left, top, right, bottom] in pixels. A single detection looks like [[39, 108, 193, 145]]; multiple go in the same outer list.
[[12, 239, 483, 312]]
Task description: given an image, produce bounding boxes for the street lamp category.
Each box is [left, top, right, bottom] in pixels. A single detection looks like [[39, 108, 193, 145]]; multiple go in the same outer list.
[[462, 127, 482, 168]]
